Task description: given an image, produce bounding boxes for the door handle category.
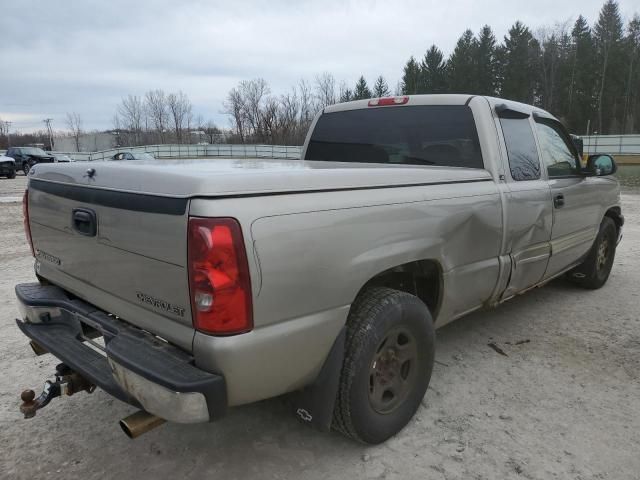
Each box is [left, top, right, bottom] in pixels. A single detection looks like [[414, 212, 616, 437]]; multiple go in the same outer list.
[[554, 194, 565, 208]]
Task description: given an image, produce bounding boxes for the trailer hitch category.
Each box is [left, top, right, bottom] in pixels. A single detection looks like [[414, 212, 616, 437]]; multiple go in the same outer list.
[[20, 364, 96, 419]]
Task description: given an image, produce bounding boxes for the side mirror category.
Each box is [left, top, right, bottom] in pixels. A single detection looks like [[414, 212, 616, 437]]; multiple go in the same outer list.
[[586, 154, 617, 176], [570, 134, 584, 158]]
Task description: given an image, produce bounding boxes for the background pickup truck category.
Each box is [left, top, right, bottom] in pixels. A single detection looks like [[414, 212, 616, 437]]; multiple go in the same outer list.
[[15, 94, 622, 444]]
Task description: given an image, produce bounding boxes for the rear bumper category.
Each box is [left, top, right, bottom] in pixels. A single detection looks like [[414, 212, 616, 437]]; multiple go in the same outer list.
[[15, 282, 226, 423]]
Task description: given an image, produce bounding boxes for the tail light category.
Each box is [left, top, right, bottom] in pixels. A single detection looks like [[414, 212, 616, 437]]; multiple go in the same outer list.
[[187, 217, 253, 335], [368, 96, 409, 107], [23, 189, 34, 256]]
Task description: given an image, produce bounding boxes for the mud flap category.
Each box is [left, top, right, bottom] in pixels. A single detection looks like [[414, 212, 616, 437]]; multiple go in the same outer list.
[[291, 327, 345, 432]]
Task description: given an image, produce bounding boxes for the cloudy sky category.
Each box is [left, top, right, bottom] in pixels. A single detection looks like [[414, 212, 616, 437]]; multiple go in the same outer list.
[[1, 0, 637, 133]]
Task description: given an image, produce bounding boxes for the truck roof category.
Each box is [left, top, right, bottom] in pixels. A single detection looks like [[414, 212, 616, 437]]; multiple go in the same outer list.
[[324, 94, 557, 122]]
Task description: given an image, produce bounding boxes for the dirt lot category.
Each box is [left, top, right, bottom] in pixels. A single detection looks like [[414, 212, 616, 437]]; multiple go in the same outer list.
[[0, 176, 639, 480]]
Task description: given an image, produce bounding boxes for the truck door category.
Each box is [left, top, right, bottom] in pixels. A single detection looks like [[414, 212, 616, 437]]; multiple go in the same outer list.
[[496, 108, 553, 299], [533, 117, 602, 279]]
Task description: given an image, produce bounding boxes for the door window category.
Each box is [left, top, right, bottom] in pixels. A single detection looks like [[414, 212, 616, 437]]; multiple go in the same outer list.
[[535, 121, 580, 178], [499, 118, 541, 181]]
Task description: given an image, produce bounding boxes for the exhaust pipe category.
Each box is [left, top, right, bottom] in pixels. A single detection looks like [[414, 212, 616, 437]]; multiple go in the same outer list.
[[119, 410, 166, 439]]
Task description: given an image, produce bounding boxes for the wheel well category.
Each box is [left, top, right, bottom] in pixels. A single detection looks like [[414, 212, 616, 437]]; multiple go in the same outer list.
[[356, 260, 442, 321], [605, 207, 623, 236]]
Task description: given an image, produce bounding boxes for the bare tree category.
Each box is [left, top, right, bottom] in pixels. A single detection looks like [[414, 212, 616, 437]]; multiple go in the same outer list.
[[241, 78, 270, 140], [260, 96, 281, 143], [223, 87, 247, 143], [298, 78, 315, 127], [117, 95, 145, 145], [279, 88, 301, 143], [167, 91, 193, 143], [65, 112, 83, 152], [203, 120, 221, 144], [144, 89, 169, 143], [315, 72, 337, 109]]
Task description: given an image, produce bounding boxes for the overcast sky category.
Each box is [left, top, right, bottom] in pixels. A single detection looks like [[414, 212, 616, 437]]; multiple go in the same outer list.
[[1, 0, 637, 133]]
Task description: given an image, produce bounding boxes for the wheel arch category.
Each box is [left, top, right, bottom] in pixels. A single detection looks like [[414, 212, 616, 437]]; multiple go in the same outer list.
[[604, 206, 623, 237], [353, 259, 443, 322]]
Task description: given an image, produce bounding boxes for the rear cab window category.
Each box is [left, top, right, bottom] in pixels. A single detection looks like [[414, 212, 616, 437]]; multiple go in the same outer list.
[[305, 105, 484, 169]]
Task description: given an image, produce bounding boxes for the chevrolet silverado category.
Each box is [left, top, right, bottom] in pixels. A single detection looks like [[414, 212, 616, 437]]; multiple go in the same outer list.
[[15, 94, 622, 444]]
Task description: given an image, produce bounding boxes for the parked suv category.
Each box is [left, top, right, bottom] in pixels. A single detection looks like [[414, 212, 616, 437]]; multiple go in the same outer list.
[[5, 147, 55, 175]]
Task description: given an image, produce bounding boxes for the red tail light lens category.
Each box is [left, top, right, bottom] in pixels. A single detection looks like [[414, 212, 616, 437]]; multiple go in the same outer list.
[[187, 217, 253, 335], [368, 96, 409, 107], [23, 189, 34, 256]]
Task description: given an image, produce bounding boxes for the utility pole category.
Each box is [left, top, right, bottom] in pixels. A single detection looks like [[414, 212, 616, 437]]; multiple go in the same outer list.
[[43, 118, 54, 150]]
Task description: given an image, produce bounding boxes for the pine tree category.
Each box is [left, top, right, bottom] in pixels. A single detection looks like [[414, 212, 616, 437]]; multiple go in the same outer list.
[[447, 30, 477, 93], [566, 15, 597, 133], [475, 25, 498, 96], [353, 76, 372, 100], [622, 14, 640, 133], [401, 57, 421, 94], [500, 21, 540, 104], [594, 0, 625, 133], [372, 76, 391, 97], [420, 45, 448, 93], [339, 87, 353, 102]]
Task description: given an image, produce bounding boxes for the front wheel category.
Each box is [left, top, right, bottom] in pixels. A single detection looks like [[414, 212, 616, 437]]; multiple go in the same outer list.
[[568, 217, 617, 289], [22, 163, 31, 175], [333, 287, 435, 444], [7, 168, 16, 179]]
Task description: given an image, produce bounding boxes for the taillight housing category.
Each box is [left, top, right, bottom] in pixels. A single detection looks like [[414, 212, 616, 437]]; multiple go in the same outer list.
[[23, 189, 34, 256], [368, 96, 409, 107], [187, 217, 253, 335]]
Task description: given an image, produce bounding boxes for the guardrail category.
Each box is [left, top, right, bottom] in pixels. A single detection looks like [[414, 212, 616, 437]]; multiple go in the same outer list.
[[4, 135, 639, 161], [583, 135, 640, 155], [1, 144, 303, 161], [67, 144, 302, 161]]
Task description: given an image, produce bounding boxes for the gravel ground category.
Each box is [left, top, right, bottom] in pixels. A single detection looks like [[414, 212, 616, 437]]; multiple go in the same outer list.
[[0, 178, 639, 480], [0, 175, 28, 200]]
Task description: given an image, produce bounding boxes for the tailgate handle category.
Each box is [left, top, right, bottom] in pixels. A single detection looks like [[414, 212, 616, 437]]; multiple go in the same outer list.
[[72, 208, 97, 236]]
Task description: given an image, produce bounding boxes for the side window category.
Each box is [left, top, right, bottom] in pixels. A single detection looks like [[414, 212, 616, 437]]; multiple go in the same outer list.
[[535, 121, 580, 177], [499, 118, 541, 181]]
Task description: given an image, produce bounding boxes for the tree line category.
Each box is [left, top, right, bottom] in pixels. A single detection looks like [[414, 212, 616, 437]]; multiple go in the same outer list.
[[400, 0, 639, 135], [112, 89, 224, 147]]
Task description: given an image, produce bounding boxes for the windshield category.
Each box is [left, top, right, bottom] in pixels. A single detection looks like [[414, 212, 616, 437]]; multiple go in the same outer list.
[[22, 147, 48, 156], [305, 105, 484, 169]]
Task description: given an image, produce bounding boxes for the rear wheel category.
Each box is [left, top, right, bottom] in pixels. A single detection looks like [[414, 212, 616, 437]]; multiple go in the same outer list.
[[568, 217, 617, 289], [333, 287, 435, 444]]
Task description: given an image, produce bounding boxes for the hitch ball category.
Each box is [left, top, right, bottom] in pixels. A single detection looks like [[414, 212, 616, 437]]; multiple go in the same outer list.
[[20, 389, 38, 419]]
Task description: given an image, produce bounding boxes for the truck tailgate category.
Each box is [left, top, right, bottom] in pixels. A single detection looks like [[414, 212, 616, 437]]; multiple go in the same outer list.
[[27, 179, 194, 351]]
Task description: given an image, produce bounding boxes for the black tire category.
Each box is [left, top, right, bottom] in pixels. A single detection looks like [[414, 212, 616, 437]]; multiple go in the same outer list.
[[568, 217, 617, 289], [333, 287, 435, 444], [22, 163, 30, 175], [7, 168, 16, 179]]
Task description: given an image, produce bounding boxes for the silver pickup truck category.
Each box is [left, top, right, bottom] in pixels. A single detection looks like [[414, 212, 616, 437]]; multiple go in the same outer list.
[[15, 94, 623, 444]]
